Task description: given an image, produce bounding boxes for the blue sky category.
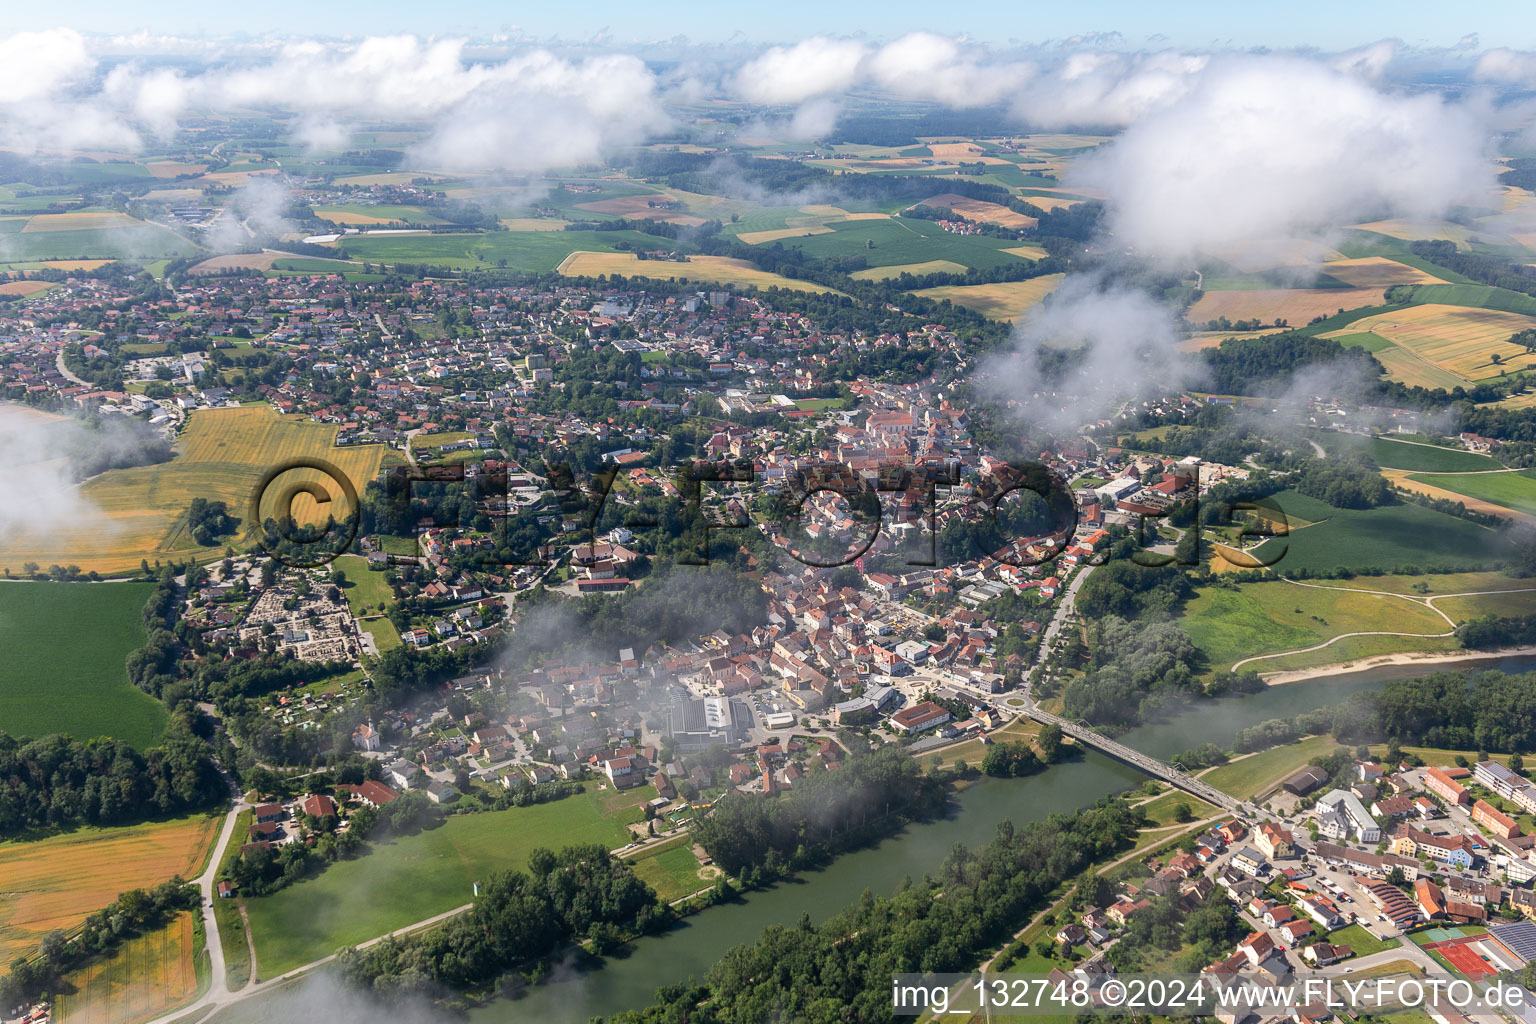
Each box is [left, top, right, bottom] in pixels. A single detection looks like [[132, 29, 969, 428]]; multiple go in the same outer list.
[[15, 0, 1535, 51]]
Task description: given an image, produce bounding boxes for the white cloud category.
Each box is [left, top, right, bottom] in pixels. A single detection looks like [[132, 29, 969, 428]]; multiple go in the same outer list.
[[1474, 47, 1536, 84], [732, 37, 868, 105], [1010, 50, 1208, 128], [1073, 55, 1495, 265]]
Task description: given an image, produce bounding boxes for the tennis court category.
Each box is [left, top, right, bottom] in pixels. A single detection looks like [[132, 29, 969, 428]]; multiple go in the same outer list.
[[1423, 927, 1463, 942], [1423, 935, 1503, 979]]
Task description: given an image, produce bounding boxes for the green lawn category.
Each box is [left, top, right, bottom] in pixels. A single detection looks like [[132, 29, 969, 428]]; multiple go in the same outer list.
[[243, 789, 650, 975], [1179, 579, 1450, 672], [376, 535, 419, 556], [1201, 734, 1343, 799], [625, 839, 707, 903], [1251, 491, 1506, 573], [1327, 922, 1401, 957], [331, 554, 394, 614], [0, 582, 166, 747], [794, 398, 848, 411], [1405, 283, 1536, 317], [1407, 470, 1536, 517], [269, 257, 357, 273]]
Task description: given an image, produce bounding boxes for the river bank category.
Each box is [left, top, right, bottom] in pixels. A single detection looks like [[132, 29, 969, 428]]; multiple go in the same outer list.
[[1259, 645, 1536, 686]]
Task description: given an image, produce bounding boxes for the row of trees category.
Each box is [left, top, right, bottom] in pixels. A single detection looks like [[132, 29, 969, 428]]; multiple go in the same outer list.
[[0, 711, 224, 835], [334, 844, 662, 998], [0, 878, 199, 1010]]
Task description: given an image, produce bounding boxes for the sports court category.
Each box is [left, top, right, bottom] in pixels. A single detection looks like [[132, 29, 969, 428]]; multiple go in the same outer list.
[[1421, 931, 1523, 979]]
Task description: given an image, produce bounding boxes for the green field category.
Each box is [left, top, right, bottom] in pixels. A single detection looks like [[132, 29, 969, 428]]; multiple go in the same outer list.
[[337, 229, 669, 271], [2, 224, 198, 260], [1407, 470, 1536, 517], [0, 582, 165, 747], [771, 217, 1035, 271], [1334, 332, 1394, 352], [242, 788, 650, 975], [1316, 434, 1504, 472], [1180, 580, 1449, 672], [1251, 491, 1506, 573], [1405, 283, 1536, 316], [1201, 734, 1343, 799], [270, 257, 357, 273]]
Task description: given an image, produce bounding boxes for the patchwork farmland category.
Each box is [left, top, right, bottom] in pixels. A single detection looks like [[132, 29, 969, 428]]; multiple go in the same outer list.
[[0, 815, 219, 962], [1328, 303, 1536, 386], [0, 406, 385, 576]]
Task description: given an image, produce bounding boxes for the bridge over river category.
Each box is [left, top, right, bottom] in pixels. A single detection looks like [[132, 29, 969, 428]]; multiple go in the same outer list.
[[1019, 704, 1242, 814]]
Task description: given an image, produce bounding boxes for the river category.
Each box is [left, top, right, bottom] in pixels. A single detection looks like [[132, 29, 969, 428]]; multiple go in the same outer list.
[[476, 654, 1536, 1022]]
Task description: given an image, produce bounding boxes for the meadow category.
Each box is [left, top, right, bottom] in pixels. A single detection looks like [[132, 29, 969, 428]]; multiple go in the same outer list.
[[914, 274, 1065, 321], [55, 912, 198, 1024], [1179, 579, 1450, 672], [557, 252, 841, 294], [0, 405, 386, 576], [0, 213, 198, 261], [336, 229, 667, 272], [1200, 734, 1343, 799], [848, 260, 967, 280], [768, 217, 1038, 271], [242, 788, 651, 975], [1407, 470, 1536, 517], [0, 582, 164, 746], [0, 814, 220, 962], [1250, 490, 1506, 573], [1315, 433, 1504, 472]]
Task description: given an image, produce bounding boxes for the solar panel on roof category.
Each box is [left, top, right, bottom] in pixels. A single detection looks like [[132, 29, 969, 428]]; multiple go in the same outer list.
[[1489, 920, 1536, 964]]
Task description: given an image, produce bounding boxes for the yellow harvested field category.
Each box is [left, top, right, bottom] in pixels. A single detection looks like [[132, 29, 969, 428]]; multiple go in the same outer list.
[[0, 816, 218, 962], [914, 273, 1065, 321], [5, 259, 115, 272], [916, 193, 1037, 229], [1188, 288, 1385, 327], [1003, 245, 1048, 260], [1371, 347, 1471, 390], [574, 196, 708, 225], [311, 208, 397, 226], [1320, 256, 1446, 288], [56, 912, 197, 1024], [1177, 330, 1281, 352], [1488, 389, 1536, 409], [1353, 218, 1473, 244], [0, 405, 387, 575], [145, 161, 207, 178], [557, 251, 840, 294], [21, 212, 139, 233], [929, 142, 986, 157], [1339, 303, 1536, 383], [1020, 195, 1083, 211], [850, 260, 968, 280], [189, 253, 283, 273], [497, 218, 570, 231], [841, 212, 892, 221], [737, 225, 834, 245], [0, 280, 54, 296]]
